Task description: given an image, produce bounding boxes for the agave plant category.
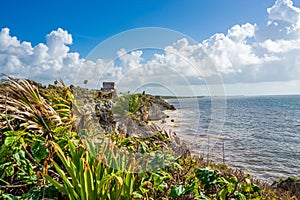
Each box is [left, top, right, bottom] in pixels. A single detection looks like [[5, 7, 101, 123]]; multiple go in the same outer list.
[[43, 140, 138, 200], [0, 75, 68, 136]]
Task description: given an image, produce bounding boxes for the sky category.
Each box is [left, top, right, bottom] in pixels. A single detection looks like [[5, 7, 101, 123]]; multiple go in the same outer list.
[[1, 0, 300, 96]]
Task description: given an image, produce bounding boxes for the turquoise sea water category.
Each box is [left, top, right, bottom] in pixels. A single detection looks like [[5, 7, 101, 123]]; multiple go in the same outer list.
[[167, 95, 300, 182]]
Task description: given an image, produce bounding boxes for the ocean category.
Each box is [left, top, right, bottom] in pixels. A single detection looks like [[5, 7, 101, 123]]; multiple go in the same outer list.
[[166, 95, 300, 182]]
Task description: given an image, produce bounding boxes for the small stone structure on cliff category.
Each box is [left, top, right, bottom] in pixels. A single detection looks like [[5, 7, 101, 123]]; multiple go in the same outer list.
[[97, 82, 117, 99]]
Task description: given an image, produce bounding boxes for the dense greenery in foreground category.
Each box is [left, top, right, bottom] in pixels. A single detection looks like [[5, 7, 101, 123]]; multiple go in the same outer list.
[[0, 76, 297, 199]]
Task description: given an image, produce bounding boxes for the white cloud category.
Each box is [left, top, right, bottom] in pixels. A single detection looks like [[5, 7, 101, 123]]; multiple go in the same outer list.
[[46, 28, 72, 58], [1, 0, 300, 95], [258, 0, 300, 41], [267, 0, 300, 26], [198, 0, 300, 85], [0, 27, 90, 84], [0, 28, 20, 49], [117, 48, 143, 73], [259, 38, 300, 53], [201, 24, 261, 75], [228, 23, 256, 43]]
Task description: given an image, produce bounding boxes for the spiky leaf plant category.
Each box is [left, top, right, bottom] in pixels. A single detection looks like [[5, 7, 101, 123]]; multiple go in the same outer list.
[[0, 75, 70, 136]]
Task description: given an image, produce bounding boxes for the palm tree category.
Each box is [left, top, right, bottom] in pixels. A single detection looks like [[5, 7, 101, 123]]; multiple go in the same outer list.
[[83, 80, 88, 87]]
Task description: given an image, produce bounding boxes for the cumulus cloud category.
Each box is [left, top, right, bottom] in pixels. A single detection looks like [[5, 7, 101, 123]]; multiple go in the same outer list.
[[201, 23, 261, 75], [1, 0, 300, 95], [259, 38, 300, 53], [46, 28, 73, 58], [0, 27, 78, 81], [199, 0, 300, 84], [267, 0, 300, 26]]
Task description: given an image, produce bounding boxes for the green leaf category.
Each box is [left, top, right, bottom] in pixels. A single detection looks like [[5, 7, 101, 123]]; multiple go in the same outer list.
[[0, 162, 12, 171], [4, 165, 14, 176], [132, 191, 143, 199], [234, 191, 246, 200], [12, 152, 21, 165], [124, 172, 134, 196], [152, 172, 164, 189], [18, 150, 25, 159], [219, 188, 227, 200], [4, 136, 18, 146], [243, 184, 252, 193], [53, 125, 71, 133], [115, 174, 124, 186], [31, 141, 48, 162], [139, 181, 151, 194], [195, 168, 219, 190], [194, 192, 209, 200], [172, 162, 183, 170], [129, 95, 140, 113], [184, 182, 198, 195], [43, 174, 67, 194], [3, 131, 24, 137], [2, 193, 19, 200], [140, 142, 148, 153], [227, 183, 234, 193], [52, 161, 79, 199], [170, 185, 186, 198], [121, 138, 130, 145], [21, 186, 41, 200], [158, 181, 168, 191]]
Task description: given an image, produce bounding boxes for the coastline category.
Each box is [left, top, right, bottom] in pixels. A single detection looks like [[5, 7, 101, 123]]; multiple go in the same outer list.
[[163, 96, 300, 180], [150, 109, 206, 159], [155, 107, 300, 198], [156, 108, 268, 180], [0, 76, 298, 198]]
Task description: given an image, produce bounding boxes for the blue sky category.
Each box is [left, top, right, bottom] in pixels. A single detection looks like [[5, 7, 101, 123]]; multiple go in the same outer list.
[[0, 0, 281, 56], [1, 0, 300, 96]]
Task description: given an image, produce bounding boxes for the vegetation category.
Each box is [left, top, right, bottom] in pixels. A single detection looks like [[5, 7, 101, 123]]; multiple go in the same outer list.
[[0, 75, 297, 199]]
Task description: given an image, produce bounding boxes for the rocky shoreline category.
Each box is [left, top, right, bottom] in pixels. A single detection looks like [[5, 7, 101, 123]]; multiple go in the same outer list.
[[157, 105, 300, 199]]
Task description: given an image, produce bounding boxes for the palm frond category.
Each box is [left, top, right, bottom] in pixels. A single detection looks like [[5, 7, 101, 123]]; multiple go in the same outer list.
[[0, 75, 66, 135]]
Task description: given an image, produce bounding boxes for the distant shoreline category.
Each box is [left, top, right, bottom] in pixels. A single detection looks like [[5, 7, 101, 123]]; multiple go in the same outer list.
[[160, 95, 205, 99], [160, 94, 300, 99]]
